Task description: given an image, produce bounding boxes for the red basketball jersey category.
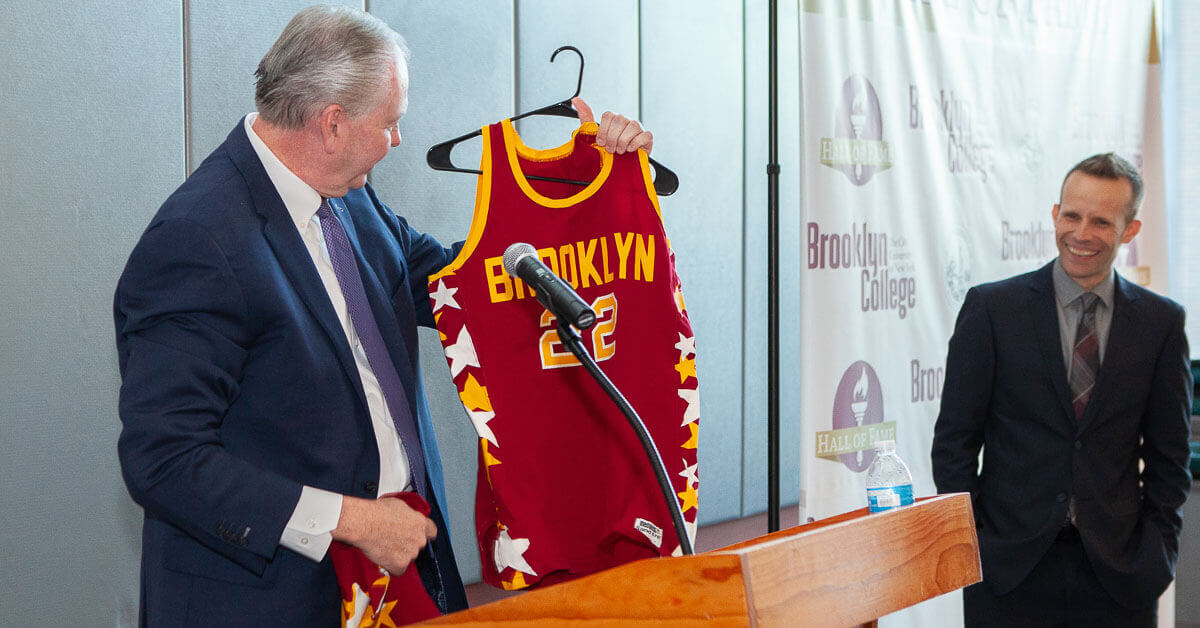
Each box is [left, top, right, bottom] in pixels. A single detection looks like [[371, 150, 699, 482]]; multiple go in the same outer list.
[[428, 120, 700, 590], [328, 492, 440, 626]]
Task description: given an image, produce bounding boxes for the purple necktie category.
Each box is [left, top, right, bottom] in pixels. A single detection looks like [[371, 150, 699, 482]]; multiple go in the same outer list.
[[1069, 293, 1100, 420], [317, 199, 426, 499]]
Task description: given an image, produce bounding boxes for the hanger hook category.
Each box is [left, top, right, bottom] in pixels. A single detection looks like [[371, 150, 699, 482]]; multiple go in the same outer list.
[[549, 45, 584, 101]]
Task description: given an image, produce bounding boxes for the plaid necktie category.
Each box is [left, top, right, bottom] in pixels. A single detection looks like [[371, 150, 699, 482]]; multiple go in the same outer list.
[[317, 199, 427, 499], [1069, 292, 1101, 420]]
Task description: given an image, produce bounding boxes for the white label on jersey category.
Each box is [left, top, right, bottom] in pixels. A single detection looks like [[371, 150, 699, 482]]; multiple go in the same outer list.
[[634, 518, 663, 548]]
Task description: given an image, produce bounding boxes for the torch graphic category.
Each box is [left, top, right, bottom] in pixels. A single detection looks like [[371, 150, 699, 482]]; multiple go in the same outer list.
[[850, 365, 869, 466], [849, 84, 868, 182]]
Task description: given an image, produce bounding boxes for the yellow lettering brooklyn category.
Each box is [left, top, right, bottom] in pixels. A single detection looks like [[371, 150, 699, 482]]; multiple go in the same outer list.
[[484, 232, 657, 304]]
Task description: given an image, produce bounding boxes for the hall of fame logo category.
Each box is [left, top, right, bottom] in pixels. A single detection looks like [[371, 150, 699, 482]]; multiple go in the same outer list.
[[820, 75, 892, 186], [814, 361, 897, 472], [944, 229, 972, 303]]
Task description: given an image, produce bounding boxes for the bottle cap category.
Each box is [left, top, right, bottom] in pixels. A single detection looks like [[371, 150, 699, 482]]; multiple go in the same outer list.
[[874, 439, 896, 454]]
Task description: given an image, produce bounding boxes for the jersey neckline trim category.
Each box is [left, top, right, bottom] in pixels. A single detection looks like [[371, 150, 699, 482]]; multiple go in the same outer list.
[[501, 119, 612, 209]]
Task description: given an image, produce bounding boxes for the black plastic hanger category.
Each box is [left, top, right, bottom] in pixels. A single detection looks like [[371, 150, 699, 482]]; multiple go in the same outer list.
[[425, 45, 679, 196]]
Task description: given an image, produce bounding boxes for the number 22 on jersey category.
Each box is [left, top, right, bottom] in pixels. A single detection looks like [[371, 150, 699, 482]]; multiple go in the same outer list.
[[539, 293, 617, 369]]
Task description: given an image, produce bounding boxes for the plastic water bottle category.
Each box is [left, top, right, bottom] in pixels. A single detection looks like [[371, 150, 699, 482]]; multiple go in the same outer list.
[[866, 440, 914, 513]]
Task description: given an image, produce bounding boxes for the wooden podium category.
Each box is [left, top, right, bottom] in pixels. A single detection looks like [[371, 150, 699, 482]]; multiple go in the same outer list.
[[422, 493, 980, 627]]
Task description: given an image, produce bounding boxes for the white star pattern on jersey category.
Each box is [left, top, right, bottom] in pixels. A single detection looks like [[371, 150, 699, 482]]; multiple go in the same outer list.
[[429, 279, 461, 313], [494, 528, 538, 576], [345, 583, 370, 627], [679, 459, 699, 489], [674, 333, 696, 357], [443, 326, 479, 377], [677, 388, 700, 426], [469, 408, 498, 447]]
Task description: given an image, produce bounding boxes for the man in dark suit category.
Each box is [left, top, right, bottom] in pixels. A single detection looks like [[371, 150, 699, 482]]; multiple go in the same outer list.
[[931, 153, 1192, 626], [114, 6, 652, 625]]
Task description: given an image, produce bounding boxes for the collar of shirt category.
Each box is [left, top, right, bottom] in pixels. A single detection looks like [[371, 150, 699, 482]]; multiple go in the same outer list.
[[1052, 257, 1115, 310], [243, 113, 324, 232]]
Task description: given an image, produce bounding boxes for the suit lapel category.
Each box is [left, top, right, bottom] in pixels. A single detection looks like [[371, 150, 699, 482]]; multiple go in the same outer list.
[[1028, 264, 1077, 427], [1078, 274, 1142, 431], [224, 121, 367, 403]]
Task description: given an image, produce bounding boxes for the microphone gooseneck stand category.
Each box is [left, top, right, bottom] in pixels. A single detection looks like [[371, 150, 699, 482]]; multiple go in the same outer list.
[[556, 321, 695, 556]]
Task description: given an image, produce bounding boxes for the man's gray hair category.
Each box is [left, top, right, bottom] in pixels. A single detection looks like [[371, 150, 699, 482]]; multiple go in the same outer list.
[[254, 5, 409, 129]]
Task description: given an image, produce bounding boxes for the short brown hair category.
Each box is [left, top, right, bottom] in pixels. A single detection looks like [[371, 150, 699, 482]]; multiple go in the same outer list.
[[1059, 152, 1144, 222]]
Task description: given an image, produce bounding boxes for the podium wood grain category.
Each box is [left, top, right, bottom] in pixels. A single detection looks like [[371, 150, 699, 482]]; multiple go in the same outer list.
[[421, 494, 979, 627], [734, 494, 979, 626]]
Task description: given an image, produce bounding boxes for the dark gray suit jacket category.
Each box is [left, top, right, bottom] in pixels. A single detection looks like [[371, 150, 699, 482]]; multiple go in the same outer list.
[[931, 261, 1192, 610]]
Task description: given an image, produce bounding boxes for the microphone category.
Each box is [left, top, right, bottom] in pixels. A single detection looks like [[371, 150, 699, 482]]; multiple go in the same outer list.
[[502, 243, 597, 330]]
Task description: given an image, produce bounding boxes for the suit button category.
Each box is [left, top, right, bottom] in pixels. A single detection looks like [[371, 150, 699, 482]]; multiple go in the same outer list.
[[363, 481, 378, 495], [1056, 493, 1067, 502], [1075, 440, 1082, 449]]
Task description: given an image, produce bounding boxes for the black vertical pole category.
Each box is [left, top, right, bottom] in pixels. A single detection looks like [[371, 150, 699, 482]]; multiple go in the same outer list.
[[767, 0, 781, 533]]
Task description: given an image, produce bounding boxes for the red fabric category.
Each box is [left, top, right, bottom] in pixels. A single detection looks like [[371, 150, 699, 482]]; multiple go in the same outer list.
[[429, 121, 700, 591], [328, 492, 441, 626]]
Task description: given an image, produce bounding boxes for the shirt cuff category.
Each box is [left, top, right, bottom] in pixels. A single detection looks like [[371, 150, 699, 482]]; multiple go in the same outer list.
[[280, 486, 343, 562]]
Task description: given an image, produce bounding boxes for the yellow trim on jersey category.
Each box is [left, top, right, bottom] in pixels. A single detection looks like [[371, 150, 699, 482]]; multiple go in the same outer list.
[[510, 119, 596, 162], [638, 150, 664, 223], [501, 119, 612, 208], [429, 125, 493, 282]]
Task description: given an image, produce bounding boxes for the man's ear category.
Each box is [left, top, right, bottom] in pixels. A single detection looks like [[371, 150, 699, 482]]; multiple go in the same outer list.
[[318, 103, 345, 153], [1120, 219, 1142, 244], [1051, 204, 1060, 221]]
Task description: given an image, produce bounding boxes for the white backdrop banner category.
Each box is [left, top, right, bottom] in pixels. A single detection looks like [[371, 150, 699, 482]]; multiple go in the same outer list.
[[796, 1, 1161, 625]]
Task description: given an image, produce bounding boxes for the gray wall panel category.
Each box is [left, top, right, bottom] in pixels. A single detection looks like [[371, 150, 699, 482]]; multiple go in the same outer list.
[[640, 1, 746, 525], [514, 0, 640, 149], [367, 0, 517, 585], [0, 2, 184, 623], [1, 1, 782, 615], [740, 0, 803, 517], [187, 0, 361, 170]]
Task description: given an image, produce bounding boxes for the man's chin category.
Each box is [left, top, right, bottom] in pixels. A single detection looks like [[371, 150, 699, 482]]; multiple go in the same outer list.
[[1061, 258, 1112, 287]]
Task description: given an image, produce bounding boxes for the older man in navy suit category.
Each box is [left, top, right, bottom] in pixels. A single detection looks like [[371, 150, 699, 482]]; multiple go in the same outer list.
[[932, 153, 1192, 626], [115, 6, 651, 625]]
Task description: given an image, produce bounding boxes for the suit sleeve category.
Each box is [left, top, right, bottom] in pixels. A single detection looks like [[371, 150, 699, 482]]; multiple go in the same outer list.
[[394, 214, 463, 329], [1138, 304, 1192, 556], [115, 218, 302, 572], [931, 286, 995, 498], [364, 185, 462, 329]]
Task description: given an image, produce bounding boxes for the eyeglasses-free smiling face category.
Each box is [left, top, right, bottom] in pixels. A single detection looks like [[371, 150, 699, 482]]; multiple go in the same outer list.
[[1052, 171, 1141, 291]]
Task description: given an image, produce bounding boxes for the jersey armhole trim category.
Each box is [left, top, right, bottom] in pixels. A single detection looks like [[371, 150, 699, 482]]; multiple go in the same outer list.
[[638, 149, 664, 223], [429, 125, 492, 282]]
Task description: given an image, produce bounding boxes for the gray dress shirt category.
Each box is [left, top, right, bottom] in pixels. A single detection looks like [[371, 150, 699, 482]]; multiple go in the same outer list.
[[1052, 259, 1116, 376]]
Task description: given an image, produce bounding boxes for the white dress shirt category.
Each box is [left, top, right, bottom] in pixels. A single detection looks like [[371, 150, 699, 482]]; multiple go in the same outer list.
[[244, 113, 412, 561]]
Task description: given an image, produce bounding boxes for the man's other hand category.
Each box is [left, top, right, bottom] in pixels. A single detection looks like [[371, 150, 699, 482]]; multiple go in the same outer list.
[[573, 97, 653, 156], [333, 496, 437, 575]]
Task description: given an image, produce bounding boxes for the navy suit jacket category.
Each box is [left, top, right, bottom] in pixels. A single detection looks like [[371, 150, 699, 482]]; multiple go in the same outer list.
[[931, 261, 1192, 610], [115, 120, 466, 625]]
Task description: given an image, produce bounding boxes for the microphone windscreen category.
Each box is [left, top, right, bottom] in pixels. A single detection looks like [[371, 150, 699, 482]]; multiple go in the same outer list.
[[502, 242, 538, 276]]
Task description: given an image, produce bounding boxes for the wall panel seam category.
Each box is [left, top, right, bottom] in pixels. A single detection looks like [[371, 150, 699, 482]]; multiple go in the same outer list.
[[734, 0, 744, 518], [513, 0, 520, 116], [637, 0, 643, 122], [182, 0, 192, 177]]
